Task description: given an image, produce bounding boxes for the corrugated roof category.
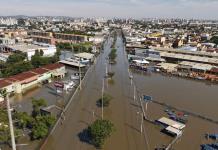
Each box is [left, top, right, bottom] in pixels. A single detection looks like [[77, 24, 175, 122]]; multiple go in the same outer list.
[[158, 117, 186, 130], [31, 68, 49, 75], [42, 63, 64, 71], [0, 79, 12, 89], [165, 126, 182, 136], [7, 71, 38, 82]]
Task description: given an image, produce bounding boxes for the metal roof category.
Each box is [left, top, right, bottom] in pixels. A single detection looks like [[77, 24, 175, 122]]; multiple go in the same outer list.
[[160, 52, 218, 65], [74, 53, 95, 60], [158, 117, 186, 130], [179, 61, 214, 71], [165, 126, 182, 136]]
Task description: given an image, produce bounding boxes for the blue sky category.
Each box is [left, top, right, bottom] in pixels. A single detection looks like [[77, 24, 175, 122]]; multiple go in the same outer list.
[[1, 0, 218, 19]]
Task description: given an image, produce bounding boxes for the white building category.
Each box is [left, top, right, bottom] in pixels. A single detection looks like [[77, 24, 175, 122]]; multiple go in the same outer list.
[[0, 18, 18, 26], [89, 35, 104, 44], [5, 43, 57, 60]]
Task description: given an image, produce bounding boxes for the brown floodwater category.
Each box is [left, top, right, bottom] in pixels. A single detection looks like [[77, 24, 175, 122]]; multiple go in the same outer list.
[[6, 30, 218, 150]]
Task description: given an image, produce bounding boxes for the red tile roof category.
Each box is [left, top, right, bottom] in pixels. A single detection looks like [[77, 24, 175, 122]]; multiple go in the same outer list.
[[42, 63, 64, 71], [0, 79, 12, 89], [7, 71, 38, 82], [31, 68, 49, 75]]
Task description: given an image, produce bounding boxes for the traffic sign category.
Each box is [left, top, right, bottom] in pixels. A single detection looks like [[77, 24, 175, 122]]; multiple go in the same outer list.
[[143, 95, 152, 101]]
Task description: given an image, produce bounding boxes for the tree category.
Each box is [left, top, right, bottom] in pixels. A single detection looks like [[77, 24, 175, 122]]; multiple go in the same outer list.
[[40, 50, 44, 56], [13, 112, 33, 129], [31, 121, 48, 140], [31, 115, 56, 140], [88, 119, 115, 148], [0, 108, 22, 145], [31, 98, 47, 118], [0, 126, 10, 144], [97, 94, 112, 107], [108, 48, 117, 62], [7, 52, 26, 64], [2, 61, 33, 77], [210, 36, 218, 45], [107, 72, 115, 78], [35, 115, 56, 128], [31, 55, 50, 68]]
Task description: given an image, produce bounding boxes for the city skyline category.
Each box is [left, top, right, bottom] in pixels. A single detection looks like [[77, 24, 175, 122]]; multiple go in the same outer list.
[[1, 0, 218, 19]]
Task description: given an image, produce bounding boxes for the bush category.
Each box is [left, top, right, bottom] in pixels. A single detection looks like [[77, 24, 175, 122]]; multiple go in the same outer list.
[[108, 48, 117, 61], [97, 94, 112, 107], [88, 119, 115, 148], [107, 72, 115, 78]]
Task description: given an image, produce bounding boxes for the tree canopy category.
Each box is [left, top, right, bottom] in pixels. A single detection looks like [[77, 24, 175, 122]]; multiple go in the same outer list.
[[210, 36, 218, 45], [13, 98, 56, 141], [88, 119, 115, 148], [97, 93, 112, 107]]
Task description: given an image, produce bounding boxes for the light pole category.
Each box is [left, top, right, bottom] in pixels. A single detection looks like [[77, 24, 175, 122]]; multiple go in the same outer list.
[[101, 79, 104, 120], [137, 111, 143, 134], [105, 60, 109, 88], [133, 85, 136, 102], [78, 48, 82, 90], [0, 90, 16, 150]]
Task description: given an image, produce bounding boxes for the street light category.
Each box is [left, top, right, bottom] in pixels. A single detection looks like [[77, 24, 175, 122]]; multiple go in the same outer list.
[[101, 79, 104, 120], [0, 89, 16, 150], [137, 111, 143, 134], [133, 85, 136, 102]]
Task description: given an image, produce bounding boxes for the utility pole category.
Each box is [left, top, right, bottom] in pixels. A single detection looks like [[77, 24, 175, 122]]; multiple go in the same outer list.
[[79, 48, 82, 90], [1, 91, 16, 150], [139, 97, 146, 120], [140, 112, 143, 134], [133, 86, 136, 102], [105, 62, 108, 88], [137, 112, 143, 134], [101, 79, 104, 120], [105, 62, 108, 77]]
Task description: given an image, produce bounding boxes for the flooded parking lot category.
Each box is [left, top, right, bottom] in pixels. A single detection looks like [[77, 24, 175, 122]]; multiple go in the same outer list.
[[132, 70, 218, 149]]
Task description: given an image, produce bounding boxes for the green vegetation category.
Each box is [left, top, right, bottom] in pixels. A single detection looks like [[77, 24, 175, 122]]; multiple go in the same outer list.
[[56, 42, 72, 50], [107, 72, 115, 78], [0, 108, 22, 145], [59, 30, 94, 36], [56, 42, 93, 53], [88, 119, 115, 148], [210, 36, 218, 45], [108, 48, 117, 63], [31, 98, 47, 118], [97, 93, 112, 107], [7, 52, 26, 64], [14, 98, 56, 140], [0, 49, 61, 78], [2, 61, 33, 77]]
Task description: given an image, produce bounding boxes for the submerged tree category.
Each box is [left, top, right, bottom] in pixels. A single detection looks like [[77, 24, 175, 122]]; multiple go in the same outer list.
[[88, 119, 115, 148]]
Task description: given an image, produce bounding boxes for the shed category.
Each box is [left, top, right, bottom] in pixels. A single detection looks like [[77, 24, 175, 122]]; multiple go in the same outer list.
[[157, 117, 186, 130]]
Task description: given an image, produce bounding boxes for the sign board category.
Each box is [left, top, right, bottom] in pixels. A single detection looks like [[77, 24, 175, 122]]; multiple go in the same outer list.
[[143, 95, 152, 101]]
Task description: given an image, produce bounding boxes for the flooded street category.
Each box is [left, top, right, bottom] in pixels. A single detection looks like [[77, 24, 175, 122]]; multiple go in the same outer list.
[[39, 30, 218, 150]]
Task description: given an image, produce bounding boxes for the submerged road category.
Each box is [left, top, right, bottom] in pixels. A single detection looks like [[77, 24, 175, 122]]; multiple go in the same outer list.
[[42, 30, 147, 150]]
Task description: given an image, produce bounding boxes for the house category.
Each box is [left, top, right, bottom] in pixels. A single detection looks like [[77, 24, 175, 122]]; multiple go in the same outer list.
[[40, 105, 62, 119], [42, 63, 66, 78], [0, 79, 14, 102], [30, 68, 52, 83], [74, 52, 95, 63], [0, 63, 66, 94], [6, 71, 39, 94], [3, 43, 57, 60]]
